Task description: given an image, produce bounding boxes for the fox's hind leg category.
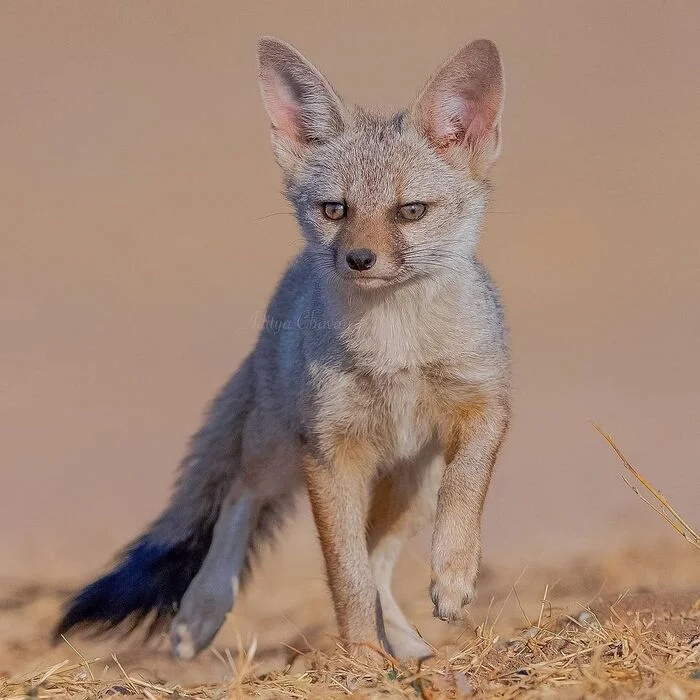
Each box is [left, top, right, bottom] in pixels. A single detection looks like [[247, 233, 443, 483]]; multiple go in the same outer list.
[[367, 445, 443, 660], [170, 407, 303, 660], [170, 489, 254, 659]]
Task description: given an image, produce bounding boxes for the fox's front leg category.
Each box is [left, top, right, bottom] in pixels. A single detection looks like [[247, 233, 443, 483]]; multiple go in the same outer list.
[[431, 398, 509, 621], [303, 450, 386, 652]]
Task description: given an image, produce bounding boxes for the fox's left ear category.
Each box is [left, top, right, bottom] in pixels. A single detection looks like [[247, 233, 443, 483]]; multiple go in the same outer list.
[[412, 39, 504, 177]]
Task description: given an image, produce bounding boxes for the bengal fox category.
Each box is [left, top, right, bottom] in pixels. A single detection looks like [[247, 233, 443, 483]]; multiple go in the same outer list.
[[55, 36, 510, 661]]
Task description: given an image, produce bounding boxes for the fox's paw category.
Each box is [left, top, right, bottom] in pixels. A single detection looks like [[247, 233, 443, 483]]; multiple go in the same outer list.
[[170, 621, 199, 660], [429, 569, 476, 622], [170, 602, 229, 659], [385, 622, 434, 661], [170, 580, 237, 659], [348, 642, 390, 668]]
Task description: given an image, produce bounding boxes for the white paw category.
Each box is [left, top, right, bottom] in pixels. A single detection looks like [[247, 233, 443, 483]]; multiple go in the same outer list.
[[170, 578, 236, 659], [385, 622, 434, 660], [430, 573, 475, 622], [171, 622, 197, 660]]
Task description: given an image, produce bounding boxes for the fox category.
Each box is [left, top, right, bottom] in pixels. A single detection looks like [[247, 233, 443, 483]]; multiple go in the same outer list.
[[54, 36, 510, 662]]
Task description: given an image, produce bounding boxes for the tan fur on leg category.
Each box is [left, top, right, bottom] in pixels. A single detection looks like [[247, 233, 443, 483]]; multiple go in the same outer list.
[[304, 450, 382, 649], [431, 397, 509, 621], [367, 447, 442, 659]]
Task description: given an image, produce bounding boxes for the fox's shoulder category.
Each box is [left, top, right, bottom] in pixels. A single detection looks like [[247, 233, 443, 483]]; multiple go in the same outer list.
[[472, 258, 507, 331], [264, 248, 320, 318], [450, 257, 510, 366], [254, 247, 336, 365]]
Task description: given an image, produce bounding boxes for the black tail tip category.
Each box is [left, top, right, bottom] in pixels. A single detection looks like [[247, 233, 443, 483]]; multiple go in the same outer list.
[[53, 538, 209, 644]]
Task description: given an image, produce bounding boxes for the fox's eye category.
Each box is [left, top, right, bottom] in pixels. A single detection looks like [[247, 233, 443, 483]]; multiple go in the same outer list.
[[322, 202, 346, 220], [398, 202, 426, 221]]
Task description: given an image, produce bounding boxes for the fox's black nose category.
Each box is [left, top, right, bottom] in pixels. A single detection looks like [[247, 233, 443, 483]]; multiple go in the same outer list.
[[345, 248, 376, 271]]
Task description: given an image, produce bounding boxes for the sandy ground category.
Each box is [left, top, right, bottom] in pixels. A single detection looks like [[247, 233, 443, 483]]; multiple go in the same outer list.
[[2, 532, 699, 685], [1, 1, 699, 693]]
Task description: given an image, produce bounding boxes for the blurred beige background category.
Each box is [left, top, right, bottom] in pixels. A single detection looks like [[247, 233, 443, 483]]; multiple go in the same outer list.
[[1, 0, 698, 588]]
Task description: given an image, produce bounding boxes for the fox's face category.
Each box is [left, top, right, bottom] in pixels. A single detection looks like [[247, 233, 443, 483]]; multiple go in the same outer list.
[[258, 39, 504, 290]]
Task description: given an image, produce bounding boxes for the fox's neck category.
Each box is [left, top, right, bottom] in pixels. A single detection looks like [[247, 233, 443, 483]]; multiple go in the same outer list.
[[320, 261, 474, 374]]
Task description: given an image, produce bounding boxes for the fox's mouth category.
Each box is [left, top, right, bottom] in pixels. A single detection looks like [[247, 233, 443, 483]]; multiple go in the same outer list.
[[351, 276, 396, 289], [339, 268, 405, 289]]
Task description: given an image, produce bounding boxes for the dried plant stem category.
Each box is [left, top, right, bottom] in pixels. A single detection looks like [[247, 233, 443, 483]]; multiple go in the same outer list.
[[591, 422, 700, 550]]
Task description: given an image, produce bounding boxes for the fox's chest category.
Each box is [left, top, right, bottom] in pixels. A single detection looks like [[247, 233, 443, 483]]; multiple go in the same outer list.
[[310, 354, 494, 468], [354, 368, 467, 464], [376, 368, 482, 462], [383, 373, 433, 461]]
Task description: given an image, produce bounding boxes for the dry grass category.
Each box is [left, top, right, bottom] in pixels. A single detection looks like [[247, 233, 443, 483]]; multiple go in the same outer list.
[[592, 423, 700, 551], [3, 590, 698, 699]]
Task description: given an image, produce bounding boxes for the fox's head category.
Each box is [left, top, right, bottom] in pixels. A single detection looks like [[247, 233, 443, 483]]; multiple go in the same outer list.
[[258, 38, 504, 290]]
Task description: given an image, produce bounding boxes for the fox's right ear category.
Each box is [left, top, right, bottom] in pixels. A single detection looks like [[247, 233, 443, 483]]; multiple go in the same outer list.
[[257, 38, 346, 173]]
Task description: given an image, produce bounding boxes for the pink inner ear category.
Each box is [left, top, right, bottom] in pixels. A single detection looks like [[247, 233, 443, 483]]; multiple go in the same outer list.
[[434, 92, 468, 140], [434, 89, 491, 146], [265, 73, 303, 140], [464, 107, 493, 145]]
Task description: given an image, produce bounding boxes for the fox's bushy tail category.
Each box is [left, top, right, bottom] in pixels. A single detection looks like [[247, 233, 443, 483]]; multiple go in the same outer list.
[[54, 355, 277, 642]]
